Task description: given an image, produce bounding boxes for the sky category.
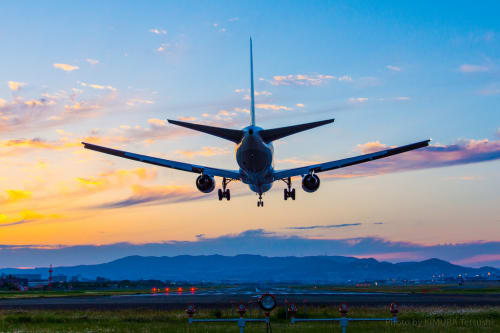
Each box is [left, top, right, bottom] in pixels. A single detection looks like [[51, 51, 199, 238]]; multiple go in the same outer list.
[[0, 1, 499, 268]]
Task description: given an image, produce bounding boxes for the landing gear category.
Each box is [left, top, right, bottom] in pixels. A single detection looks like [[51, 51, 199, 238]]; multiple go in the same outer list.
[[218, 188, 230, 200], [218, 177, 231, 201], [257, 192, 264, 207], [284, 188, 295, 200], [282, 177, 296, 201]]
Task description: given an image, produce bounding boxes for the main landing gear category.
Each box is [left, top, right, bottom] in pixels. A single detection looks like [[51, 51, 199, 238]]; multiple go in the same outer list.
[[218, 177, 231, 201], [282, 177, 296, 201]]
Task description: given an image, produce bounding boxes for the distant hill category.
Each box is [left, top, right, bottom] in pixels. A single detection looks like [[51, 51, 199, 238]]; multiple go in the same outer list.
[[1, 255, 497, 283]]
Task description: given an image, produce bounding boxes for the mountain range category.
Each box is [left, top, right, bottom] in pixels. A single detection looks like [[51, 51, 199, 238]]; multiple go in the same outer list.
[[1, 255, 497, 283]]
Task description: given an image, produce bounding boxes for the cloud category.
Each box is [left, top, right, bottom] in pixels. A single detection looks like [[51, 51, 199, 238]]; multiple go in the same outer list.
[[0, 210, 60, 228], [454, 254, 500, 266], [76, 168, 157, 192], [0, 230, 498, 268], [175, 146, 229, 159], [8, 81, 26, 91], [386, 65, 401, 72], [234, 89, 272, 101], [53, 63, 79, 72], [86, 58, 99, 65], [233, 107, 250, 114], [326, 138, 500, 179], [80, 82, 117, 91], [296, 103, 305, 108], [96, 184, 204, 209], [228, 17, 239, 22], [0, 137, 81, 156], [201, 110, 239, 123], [0, 190, 32, 203], [0, 85, 118, 134], [178, 116, 197, 121], [149, 28, 167, 35], [459, 64, 489, 73], [288, 223, 362, 230], [348, 97, 368, 103], [478, 83, 500, 95], [107, 118, 191, 144], [148, 118, 166, 127], [282, 138, 500, 175], [256, 103, 293, 111], [126, 98, 154, 106], [277, 157, 321, 167], [157, 43, 169, 52], [64, 102, 101, 112], [261, 74, 336, 86]]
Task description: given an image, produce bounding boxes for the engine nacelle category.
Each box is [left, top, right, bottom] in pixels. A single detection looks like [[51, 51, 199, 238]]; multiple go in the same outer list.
[[196, 175, 215, 193], [302, 174, 320, 193]]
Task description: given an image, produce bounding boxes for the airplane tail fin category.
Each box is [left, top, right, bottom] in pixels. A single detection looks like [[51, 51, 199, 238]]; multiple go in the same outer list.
[[250, 37, 256, 126], [259, 118, 335, 143], [168, 120, 244, 143]]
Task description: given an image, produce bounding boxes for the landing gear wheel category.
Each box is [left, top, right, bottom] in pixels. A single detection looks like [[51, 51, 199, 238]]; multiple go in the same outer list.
[[282, 177, 295, 201], [218, 177, 233, 202]]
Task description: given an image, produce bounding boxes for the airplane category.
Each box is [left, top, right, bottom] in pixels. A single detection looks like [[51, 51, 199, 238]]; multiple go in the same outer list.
[[83, 38, 430, 207]]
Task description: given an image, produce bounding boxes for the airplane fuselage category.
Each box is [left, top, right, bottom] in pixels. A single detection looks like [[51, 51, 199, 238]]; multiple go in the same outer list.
[[236, 125, 274, 194]]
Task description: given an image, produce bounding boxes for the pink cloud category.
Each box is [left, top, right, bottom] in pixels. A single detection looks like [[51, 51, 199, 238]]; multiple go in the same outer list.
[[452, 254, 500, 266], [352, 252, 424, 261], [327, 139, 500, 179]]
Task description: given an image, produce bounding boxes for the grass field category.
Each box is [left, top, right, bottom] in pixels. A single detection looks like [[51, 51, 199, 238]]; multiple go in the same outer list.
[[0, 290, 152, 299], [0, 305, 498, 332]]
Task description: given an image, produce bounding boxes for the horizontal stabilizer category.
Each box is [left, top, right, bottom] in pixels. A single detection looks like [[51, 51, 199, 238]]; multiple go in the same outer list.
[[259, 118, 335, 143], [168, 119, 244, 143]]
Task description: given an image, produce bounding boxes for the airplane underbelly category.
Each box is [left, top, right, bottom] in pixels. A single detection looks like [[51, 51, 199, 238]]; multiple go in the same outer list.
[[240, 148, 271, 172], [249, 183, 272, 193]]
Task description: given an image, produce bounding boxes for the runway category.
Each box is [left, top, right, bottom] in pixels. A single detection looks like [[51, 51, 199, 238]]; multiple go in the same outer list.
[[1, 289, 498, 310]]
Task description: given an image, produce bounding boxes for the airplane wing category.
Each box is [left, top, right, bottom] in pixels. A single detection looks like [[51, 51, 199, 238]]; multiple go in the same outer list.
[[82, 142, 240, 180], [273, 139, 430, 180]]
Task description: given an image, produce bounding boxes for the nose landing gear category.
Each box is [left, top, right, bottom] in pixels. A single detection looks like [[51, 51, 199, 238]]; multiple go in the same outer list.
[[257, 192, 264, 207], [282, 177, 296, 201], [218, 177, 231, 201]]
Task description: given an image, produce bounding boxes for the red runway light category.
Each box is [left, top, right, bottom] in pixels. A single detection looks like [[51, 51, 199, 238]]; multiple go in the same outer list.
[[178, 287, 182, 292]]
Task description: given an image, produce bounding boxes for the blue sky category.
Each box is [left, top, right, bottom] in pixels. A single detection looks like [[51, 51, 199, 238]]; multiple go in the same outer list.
[[0, 1, 499, 267]]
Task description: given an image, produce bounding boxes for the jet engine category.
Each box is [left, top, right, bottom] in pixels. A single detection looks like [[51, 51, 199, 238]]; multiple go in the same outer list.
[[196, 175, 215, 193], [302, 174, 320, 193]]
